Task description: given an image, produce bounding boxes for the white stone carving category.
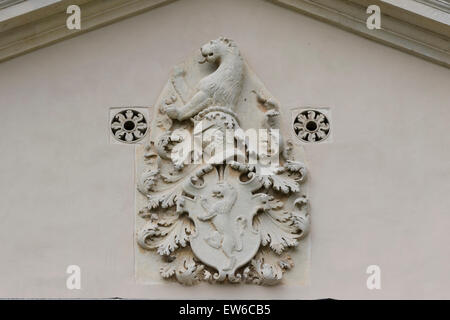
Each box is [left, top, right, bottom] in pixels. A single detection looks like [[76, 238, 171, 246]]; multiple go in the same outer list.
[[293, 109, 330, 143], [136, 37, 309, 285], [111, 109, 148, 143]]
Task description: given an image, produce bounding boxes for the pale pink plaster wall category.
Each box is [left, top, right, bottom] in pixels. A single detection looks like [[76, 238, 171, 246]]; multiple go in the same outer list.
[[0, 0, 448, 299]]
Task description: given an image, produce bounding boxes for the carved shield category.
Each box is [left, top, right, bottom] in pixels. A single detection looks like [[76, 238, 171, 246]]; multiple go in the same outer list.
[[182, 165, 265, 281]]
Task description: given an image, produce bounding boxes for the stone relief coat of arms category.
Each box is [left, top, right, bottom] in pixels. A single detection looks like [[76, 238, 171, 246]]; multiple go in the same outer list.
[[136, 37, 310, 285]]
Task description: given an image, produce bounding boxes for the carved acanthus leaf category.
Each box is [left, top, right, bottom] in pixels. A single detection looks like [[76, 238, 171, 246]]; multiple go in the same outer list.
[[138, 214, 194, 256], [229, 161, 306, 194], [142, 186, 184, 214], [284, 160, 307, 176], [159, 189, 184, 209], [255, 198, 299, 254], [243, 248, 294, 285], [160, 249, 204, 286], [291, 196, 310, 238], [268, 172, 300, 194], [137, 169, 159, 195]]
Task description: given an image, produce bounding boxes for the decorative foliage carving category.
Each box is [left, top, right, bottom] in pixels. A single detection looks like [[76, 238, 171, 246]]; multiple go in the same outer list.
[[138, 213, 194, 255], [293, 109, 330, 143], [160, 248, 205, 286], [229, 160, 307, 194], [243, 248, 294, 285], [254, 196, 300, 254], [136, 38, 310, 285], [111, 109, 148, 143]]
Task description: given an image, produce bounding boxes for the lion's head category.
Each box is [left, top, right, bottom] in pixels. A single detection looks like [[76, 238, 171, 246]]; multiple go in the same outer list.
[[210, 182, 236, 199], [199, 37, 237, 64]]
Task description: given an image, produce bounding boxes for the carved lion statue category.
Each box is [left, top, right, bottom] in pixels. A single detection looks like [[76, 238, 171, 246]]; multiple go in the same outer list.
[[164, 37, 244, 121]]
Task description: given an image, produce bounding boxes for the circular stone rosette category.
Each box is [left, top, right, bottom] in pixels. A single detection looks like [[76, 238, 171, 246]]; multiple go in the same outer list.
[[111, 109, 148, 143], [293, 109, 330, 143]]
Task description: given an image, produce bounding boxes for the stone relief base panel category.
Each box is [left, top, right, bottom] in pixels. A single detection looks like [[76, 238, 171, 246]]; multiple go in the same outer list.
[[134, 38, 310, 286]]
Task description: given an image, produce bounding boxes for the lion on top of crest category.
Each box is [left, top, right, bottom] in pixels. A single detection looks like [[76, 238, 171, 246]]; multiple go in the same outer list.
[[163, 37, 244, 121]]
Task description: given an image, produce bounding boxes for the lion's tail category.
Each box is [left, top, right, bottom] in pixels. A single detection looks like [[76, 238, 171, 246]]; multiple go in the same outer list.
[[234, 217, 247, 252]]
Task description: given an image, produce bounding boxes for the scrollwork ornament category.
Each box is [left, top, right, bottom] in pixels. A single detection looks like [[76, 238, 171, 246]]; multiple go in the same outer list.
[[136, 38, 310, 285]]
